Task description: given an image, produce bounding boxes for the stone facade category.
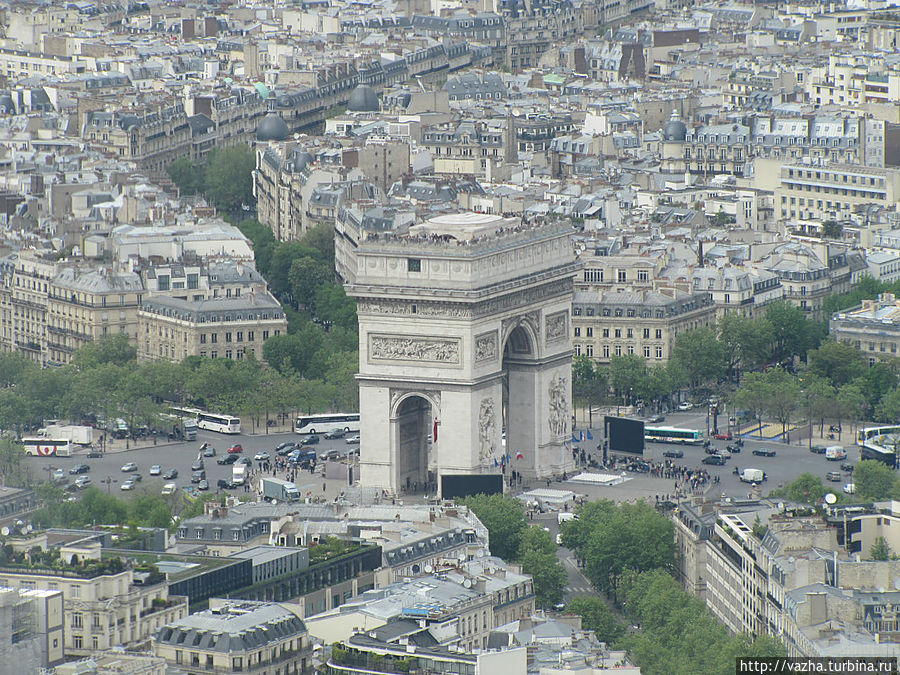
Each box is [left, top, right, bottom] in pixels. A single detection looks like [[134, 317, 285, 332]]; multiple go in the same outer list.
[[347, 213, 578, 492]]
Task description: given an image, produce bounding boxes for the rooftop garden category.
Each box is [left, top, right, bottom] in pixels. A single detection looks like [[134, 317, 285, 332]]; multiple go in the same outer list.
[[0, 543, 162, 581]]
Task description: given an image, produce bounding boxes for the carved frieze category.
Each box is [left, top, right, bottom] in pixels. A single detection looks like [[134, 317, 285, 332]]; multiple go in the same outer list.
[[370, 335, 461, 364], [474, 331, 499, 363], [545, 311, 568, 343]]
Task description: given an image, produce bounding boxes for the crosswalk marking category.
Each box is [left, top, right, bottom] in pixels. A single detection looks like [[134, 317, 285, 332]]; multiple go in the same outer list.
[[565, 586, 593, 594]]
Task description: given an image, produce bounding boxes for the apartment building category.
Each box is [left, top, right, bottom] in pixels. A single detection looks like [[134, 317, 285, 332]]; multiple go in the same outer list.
[[154, 600, 312, 675], [46, 267, 143, 366], [0, 250, 56, 365], [420, 119, 516, 179], [136, 292, 286, 363], [755, 158, 900, 223], [572, 288, 716, 364], [756, 242, 850, 320], [830, 292, 900, 364], [0, 563, 187, 657], [0, 586, 64, 670]]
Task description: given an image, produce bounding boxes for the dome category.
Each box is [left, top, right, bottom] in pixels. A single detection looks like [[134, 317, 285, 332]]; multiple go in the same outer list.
[[663, 111, 687, 141], [256, 113, 289, 142], [347, 85, 379, 112]]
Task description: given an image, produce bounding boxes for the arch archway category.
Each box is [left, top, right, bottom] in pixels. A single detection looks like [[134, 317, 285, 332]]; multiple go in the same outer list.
[[392, 394, 436, 494], [502, 324, 538, 478]]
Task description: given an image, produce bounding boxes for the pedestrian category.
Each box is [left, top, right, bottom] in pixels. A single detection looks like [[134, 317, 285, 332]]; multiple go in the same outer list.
[[322, 482, 326, 493]]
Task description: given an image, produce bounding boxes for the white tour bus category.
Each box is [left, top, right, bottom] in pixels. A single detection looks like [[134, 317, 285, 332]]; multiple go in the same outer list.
[[196, 412, 241, 434], [295, 413, 360, 435], [23, 438, 74, 456]]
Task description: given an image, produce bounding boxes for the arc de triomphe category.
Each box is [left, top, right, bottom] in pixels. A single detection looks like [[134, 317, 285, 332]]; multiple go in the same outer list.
[[345, 213, 578, 495]]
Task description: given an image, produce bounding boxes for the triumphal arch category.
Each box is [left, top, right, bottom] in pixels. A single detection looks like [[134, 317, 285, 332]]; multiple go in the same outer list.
[[345, 212, 578, 494]]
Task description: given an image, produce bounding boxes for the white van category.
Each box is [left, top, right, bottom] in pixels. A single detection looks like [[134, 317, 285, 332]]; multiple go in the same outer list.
[[825, 446, 847, 461], [558, 512, 577, 525], [161, 483, 177, 495], [739, 468, 765, 484]]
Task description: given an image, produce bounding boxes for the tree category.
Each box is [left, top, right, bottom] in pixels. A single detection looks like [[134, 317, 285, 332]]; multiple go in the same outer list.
[[71, 334, 136, 370], [861, 361, 900, 411], [671, 327, 726, 390], [301, 222, 336, 262], [718, 314, 774, 381], [854, 460, 898, 502], [836, 382, 867, 431], [763, 367, 802, 441], [203, 145, 256, 214], [734, 371, 770, 435], [802, 375, 835, 440], [565, 500, 674, 592], [870, 537, 893, 561], [518, 526, 566, 609], [821, 220, 843, 239], [289, 257, 333, 308], [573, 355, 607, 425], [874, 387, 900, 423], [807, 340, 866, 388], [166, 157, 206, 196], [769, 473, 827, 504], [461, 494, 526, 561], [766, 301, 821, 363], [566, 596, 624, 645], [608, 354, 647, 404]]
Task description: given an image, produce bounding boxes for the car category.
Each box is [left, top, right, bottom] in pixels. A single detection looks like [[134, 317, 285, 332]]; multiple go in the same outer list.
[[121, 462, 138, 472], [702, 455, 727, 466], [677, 402, 693, 411], [648, 415, 665, 423], [131, 473, 142, 482], [299, 435, 320, 446], [726, 444, 742, 454], [254, 451, 270, 462], [74, 475, 92, 489], [161, 483, 177, 495], [120, 479, 135, 491], [810, 445, 827, 455], [191, 458, 204, 471], [163, 469, 178, 480], [191, 470, 206, 483], [713, 432, 733, 441], [86, 448, 103, 458], [197, 479, 209, 491], [236, 457, 252, 466], [69, 464, 90, 475], [345, 434, 361, 444], [227, 444, 243, 454], [149, 465, 161, 476], [627, 461, 651, 473], [202, 446, 217, 457], [319, 449, 342, 462], [826, 471, 842, 482], [275, 442, 296, 456], [324, 429, 345, 440], [843, 483, 856, 495], [752, 448, 777, 457], [841, 462, 854, 473], [662, 449, 684, 458], [217, 479, 237, 490], [217, 454, 238, 465]]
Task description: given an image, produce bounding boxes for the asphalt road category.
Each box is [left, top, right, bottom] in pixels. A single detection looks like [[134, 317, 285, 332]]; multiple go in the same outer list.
[[25, 429, 360, 499]]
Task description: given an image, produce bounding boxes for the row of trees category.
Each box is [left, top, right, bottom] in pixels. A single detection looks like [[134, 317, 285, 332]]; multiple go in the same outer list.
[[558, 500, 784, 674], [167, 145, 256, 215], [573, 301, 825, 417], [460, 494, 567, 609], [773, 460, 900, 506]]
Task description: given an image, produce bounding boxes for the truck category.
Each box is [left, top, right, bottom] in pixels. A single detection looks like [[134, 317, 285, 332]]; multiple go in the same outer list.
[[738, 468, 766, 484], [39, 424, 93, 446], [182, 418, 198, 441], [232, 464, 248, 485], [261, 477, 301, 502], [288, 448, 317, 467], [826, 446, 847, 461]]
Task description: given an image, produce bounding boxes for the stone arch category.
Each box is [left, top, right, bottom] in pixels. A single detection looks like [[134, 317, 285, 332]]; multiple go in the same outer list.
[[392, 393, 436, 494], [501, 312, 541, 360]]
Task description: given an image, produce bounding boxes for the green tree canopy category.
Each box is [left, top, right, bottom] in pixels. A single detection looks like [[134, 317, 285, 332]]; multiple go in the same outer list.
[[769, 473, 828, 504], [566, 596, 624, 645], [854, 460, 898, 502], [518, 526, 566, 609], [672, 326, 727, 389], [766, 301, 822, 363], [807, 340, 866, 387], [461, 493, 527, 561], [203, 145, 256, 214]]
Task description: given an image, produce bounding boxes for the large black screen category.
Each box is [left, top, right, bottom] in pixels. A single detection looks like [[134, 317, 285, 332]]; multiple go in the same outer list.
[[442, 474, 504, 500], [605, 416, 645, 455]]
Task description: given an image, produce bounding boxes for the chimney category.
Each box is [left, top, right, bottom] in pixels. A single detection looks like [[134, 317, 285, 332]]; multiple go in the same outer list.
[[698, 240, 704, 268]]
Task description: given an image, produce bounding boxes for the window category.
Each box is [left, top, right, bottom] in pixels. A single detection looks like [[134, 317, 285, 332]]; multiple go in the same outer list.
[[158, 275, 170, 291], [617, 270, 626, 283], [614, 329, 621, 338], [656, 346, 663, 358], [638, 269, 648, 282], [263, 330, 269, 340], [248, 331, 254, 341], [211, 333, 217, 344], [72, 612, 83, 628], [187, 274, 199, 290], [615, 345, 622, 356], [644, 346, 651, 358], [236, 331, 243, 342], [574, 327, 581, 337], [586, 327, 593, 337], [602, 328, 609, 338], [655, 329, 663, 339], [200, 334, 207, 344], [73, 635, 83, 650], [627, 328, 633, 338], [225, 332, 232, 342], [407, 258, 421, 272]]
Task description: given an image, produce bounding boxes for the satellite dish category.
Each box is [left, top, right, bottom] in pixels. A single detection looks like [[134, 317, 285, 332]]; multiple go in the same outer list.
[[825, 493, 837, 504], [424, 564, 433, 574], [1, 527, 9, 537], [463, 578, 472, 588]]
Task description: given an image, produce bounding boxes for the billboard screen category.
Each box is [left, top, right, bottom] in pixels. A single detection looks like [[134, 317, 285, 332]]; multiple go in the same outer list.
[[441, 474, 504, 500], [605, 416, 645, 455]]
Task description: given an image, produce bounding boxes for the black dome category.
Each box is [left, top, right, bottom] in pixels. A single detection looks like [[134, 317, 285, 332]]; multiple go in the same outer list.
[[348, 85, 379, 112], [256, 113, 289, 142], [663, 117, 687, 142]]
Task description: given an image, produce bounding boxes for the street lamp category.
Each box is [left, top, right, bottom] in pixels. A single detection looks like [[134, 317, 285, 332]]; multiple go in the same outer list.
[[101, 476, 117, 494]]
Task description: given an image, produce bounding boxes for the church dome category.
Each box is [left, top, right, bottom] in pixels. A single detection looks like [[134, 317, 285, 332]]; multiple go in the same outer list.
[[347, 85, 379, 112], [256, 113, 289, 142], [663, 112, 687, 142]]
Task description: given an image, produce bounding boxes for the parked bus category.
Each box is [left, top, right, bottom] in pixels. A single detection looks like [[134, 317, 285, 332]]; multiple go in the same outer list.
[[644, 426, 704, 445], [857, 425, 900, 468], [197, 412, 241, 434], [295, 413, 360, 435], [23, 438, 74, 456]]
